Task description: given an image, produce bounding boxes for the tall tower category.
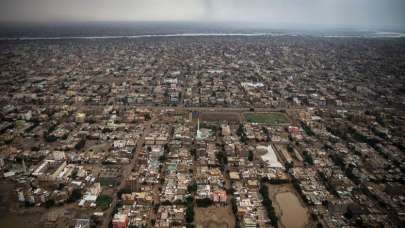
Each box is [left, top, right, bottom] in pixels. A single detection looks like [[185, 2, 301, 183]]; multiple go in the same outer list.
[[22, 159, 27, 173], [197, 118, 202, 139]]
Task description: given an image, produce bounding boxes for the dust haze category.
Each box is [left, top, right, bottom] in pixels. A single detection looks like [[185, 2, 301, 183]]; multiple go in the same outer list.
[[0, 0, 404, 29]]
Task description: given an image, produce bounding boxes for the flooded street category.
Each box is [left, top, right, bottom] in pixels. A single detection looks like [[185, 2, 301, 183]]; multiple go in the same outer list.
[[0, 181, 40, 228], [0, 214, 41, 228], [268, 184, 311, 228], [276, 191, 309, 228]]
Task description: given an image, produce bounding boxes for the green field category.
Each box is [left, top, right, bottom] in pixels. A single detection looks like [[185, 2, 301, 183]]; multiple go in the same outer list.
[[96, 195, 112, 210], [244, 112, 289, 125]]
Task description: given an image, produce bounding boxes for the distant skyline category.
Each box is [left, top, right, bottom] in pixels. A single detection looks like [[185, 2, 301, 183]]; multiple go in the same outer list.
[[0, 0, 404, 30]]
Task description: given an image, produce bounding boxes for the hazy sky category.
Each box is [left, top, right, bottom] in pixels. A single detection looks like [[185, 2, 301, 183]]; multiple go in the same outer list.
[[0, 0, 404, 29]]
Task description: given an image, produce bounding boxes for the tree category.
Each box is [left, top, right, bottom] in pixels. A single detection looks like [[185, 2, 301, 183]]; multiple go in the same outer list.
[[185, 196, 194, 224], [75, 138, 86, 150], [145, 113, 152, 121], [284, 161, 293, 171], [96, 195, 113, 210], [45, 134, 57, 142], [190, 148, 197, 160], [226, 187, 235, 195], [259, 180, 278, 227], [344, 209, 353, 219], [303, 151, 314, 165], [216, 151, 228, 171], [24, 201, 35, 208], [236, 124, 247, 143], [300, 121, 314, 136], [159, 155, 167, 163], [117, 188, 132, 198], [102, 128, 112, 133], [248, 151, 254, 161], [287, 144, 294, 153], [187, 182, 198, 193], [44, 199, 55, 208], [231, 197, 238, 214], [68, 189, 82, 203], [196, 198, 213, 207], [236, 124, 243, 136], [185, 205, 194, 223]]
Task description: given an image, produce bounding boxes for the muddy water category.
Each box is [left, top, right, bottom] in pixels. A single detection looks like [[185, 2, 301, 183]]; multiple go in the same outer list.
[[275, 191, 309, 228], [0, 180, 42, 228], [0, 214, 41, 228], [268, 184, 310, 228]]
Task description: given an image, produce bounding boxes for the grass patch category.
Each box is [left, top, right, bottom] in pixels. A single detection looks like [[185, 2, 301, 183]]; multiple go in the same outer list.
[[244, 112, 289, 125], [96, 195, 112, 210], [99, 178, 116, 187], [15, 120, 27, 129]]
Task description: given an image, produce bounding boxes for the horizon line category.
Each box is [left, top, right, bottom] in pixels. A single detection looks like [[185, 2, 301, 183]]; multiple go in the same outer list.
[[0, 20, 403, 32]]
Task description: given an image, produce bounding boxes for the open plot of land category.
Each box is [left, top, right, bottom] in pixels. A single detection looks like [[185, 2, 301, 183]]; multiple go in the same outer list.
[[195, 206, 235, 228], [244, 112, 289, 125], [199, 112, 241, 123]]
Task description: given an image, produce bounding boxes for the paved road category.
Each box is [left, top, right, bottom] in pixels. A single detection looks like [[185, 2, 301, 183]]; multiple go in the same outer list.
[[101, 118, 154, 228], [16, 103, 307, 113]]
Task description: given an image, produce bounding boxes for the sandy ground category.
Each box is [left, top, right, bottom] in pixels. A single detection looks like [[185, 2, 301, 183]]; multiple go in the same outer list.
[[194, 206, 235, 228]]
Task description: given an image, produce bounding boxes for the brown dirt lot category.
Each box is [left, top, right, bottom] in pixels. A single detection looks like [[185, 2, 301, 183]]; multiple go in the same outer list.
[[194, 206, 235, 228], [199, 112, 241, 123], [0, 181, 16, 213]]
